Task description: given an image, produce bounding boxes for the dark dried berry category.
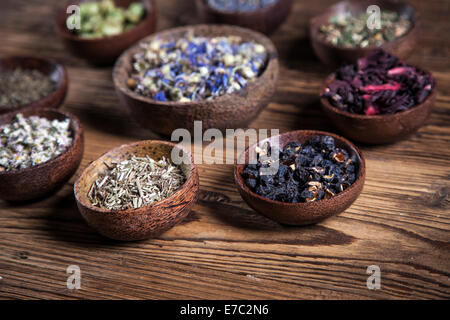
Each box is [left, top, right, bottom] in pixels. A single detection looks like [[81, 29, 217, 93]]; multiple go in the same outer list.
[[243, 165, 258, 178], [321, 135, 335, 149], [246, 178, 257, 189], [313, 154, 324, 166], [243, 135, 358, 203], [295, 154, 309, 167], [277, 164, 290, 182], [294, 167, 309, 184], [300, 189, 316, 201]]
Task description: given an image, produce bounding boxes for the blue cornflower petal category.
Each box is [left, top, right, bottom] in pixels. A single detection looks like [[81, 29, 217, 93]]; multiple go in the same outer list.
[[154, 91, 167, 101], [222, 74, 228, 87]]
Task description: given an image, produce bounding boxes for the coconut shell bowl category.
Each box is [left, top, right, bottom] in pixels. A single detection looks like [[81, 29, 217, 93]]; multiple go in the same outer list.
[[195, 0, 293, 35], [234, 130, 366, 226], [56, 0, 157, 65], [320, 72, 436, 145], [0, 56, 68, 116], [0, 109, 84, 202], [74, 140, 199, 241], [113, 24, 279, 136], [310, 0, 418, 66]]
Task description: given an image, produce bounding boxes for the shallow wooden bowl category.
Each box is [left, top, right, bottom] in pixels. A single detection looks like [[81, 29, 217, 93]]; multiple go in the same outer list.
[[113, 24, 279, 136], [0, 109, 84, 202], [309, 0, 418, 66], [195, 0, 293, 34], [56, 0, 157, 65], [320, 72, 436, 144], [234, 130, 366, 225], [74, 140, 199, 241], [0, 56, 68, 116]]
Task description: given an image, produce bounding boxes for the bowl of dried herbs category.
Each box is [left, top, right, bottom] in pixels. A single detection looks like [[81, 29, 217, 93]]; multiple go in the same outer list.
[[195, 0, 293, 34], [309, 0, 417, 66], [0, 56, 68, 116], [0, 109, 84, 201], [320, 49, 436, 144], [234, 130, 366, 225], [74, 140, 199, 241], [113, 24, 279, 135], [56, 0, 157, 65]]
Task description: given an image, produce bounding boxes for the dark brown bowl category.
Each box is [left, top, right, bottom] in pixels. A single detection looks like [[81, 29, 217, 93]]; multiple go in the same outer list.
[[74, 140, 199, 241], [195, 0, 293, 34], [310, 0, 418, 66], [56, 0, 157, 65], [0, 109, 84, 202], [234, 130, 366, 225], [320, 72, 436, 144], [113, 24, 279, 136], [0, 56, 68, 116]]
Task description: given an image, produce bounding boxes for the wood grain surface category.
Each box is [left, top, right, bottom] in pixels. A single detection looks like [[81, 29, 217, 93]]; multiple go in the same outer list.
[[0, 0, 449, 300]]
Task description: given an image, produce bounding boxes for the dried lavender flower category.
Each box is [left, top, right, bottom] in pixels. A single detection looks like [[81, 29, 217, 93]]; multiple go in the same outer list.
[[88, 156, 186, 210], [127, 31, 268, 102], [0, 113, 73, 171]]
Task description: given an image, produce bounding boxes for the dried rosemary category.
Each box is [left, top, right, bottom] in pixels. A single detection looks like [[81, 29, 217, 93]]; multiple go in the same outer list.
[[88, 156, 186, 210]]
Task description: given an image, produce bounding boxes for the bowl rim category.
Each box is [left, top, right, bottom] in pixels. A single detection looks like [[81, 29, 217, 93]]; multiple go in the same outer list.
[[0, 109, 83, 176], [320, 65, 437, 120], [197, 0, 290, 17], [309, 0, 418, 51], [55, 0, 156, 43], [74, 139, 198, 215], [112, 23, 279, 109], [234, 129, 366, 207], [0, 56, 68, 115]]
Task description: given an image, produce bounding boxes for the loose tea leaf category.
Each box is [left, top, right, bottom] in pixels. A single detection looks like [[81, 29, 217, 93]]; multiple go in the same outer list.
[[207, 0, 278, 12], [0, 68, 55, 109], [318, 9, 412, 48], [67, 0, 145, 39], [127, 31, 268, 102], [88, 156, 186, 210], [322, 49, 434, 115], [243, 136, 357, 203], [0, 113, 73, 171]]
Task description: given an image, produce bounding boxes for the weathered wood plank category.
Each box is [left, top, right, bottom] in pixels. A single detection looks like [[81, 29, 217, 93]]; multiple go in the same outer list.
[[0, 0, 449, 299]]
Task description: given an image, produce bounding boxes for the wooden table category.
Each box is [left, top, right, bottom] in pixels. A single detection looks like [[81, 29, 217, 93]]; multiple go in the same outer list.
[[0, 0, 449, 300]]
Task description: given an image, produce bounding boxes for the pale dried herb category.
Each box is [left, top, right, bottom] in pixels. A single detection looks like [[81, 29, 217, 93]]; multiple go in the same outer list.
[[0, 113, 73, 171], [0, 68, 55, 109], [88, 156, 186, 210]]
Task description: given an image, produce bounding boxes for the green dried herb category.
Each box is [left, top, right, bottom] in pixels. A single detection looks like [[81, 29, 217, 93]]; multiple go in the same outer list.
[[88, 156, 186, 210], [318, 9, 412, 48], [67, 0, 145, 39], [0, 68, 55, 109]]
